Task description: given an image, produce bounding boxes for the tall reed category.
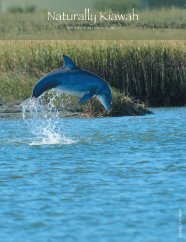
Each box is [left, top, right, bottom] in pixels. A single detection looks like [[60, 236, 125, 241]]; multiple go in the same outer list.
[[0, 40, 185, 106]]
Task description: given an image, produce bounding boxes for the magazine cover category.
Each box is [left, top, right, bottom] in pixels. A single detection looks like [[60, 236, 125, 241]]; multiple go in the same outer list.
[[0, 0, 185, 241]]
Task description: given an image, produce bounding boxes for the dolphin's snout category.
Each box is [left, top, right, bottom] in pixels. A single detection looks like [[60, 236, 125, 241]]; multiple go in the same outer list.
[[106, 105, 111, 113], [97, 87, 112, 113], [31, 55, 112, 113]]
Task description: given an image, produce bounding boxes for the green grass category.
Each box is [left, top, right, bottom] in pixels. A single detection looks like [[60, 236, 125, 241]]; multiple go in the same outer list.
[[94, 0, 185, 11], [7, 5, 36, 13], [0, 8, 185, 40], [42, 88, 150, 117], [0, 40, 185, 107]]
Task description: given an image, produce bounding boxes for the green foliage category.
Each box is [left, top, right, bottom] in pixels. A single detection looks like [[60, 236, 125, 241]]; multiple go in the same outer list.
[[8, 5, 36, 13], [42, 88, 149, 117], [94, 0, 140, 12], [0, 8, 185, 40], [84, 88, 150, 116], [7, 6, 23, 13], [94, 0, 185, 11], [0, 41, 185, 107], [145, 0, 185, 8], [25, 5, 36, 13]]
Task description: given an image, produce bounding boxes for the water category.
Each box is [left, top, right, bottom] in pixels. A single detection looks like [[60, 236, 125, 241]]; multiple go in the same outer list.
[[0, 107, 185, 242]]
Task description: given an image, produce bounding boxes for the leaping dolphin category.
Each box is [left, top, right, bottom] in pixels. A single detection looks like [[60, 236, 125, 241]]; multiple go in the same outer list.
[[32, 55, 112, 112]]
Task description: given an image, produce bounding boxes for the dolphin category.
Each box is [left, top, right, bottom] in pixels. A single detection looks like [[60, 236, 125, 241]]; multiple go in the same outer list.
[[32, 55, 112, 112]]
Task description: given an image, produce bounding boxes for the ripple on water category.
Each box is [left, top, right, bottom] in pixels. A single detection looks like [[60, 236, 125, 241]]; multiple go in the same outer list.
[[0, 103, 185, 242]]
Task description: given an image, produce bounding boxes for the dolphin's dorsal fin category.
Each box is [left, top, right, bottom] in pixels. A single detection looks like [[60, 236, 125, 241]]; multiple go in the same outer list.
[[63, 55, 77, 68]]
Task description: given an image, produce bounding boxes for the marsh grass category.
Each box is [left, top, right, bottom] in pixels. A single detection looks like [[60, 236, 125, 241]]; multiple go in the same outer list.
[[40, 88, 150, 117], [0, 40, 185, 107], [84, 89, 150, 116], [0, 8, 185, 40], [7, 5, 36, 13]]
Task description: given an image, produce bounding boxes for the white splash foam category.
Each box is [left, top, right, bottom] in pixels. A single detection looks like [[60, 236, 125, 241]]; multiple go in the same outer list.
[[21, 91, 75, 146], [29, 126, 76, 146]]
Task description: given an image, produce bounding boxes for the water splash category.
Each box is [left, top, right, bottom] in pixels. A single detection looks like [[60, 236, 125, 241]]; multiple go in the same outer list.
[[21, 91, 76, 146]]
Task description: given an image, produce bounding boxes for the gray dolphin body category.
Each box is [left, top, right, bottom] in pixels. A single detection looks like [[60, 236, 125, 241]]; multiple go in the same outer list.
[[32, 55, 112, 112]]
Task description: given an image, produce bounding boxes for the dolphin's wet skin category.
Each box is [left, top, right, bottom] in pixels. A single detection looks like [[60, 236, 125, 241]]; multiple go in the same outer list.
[[0, 107, 185, 241], [32, 55, 112, 112]]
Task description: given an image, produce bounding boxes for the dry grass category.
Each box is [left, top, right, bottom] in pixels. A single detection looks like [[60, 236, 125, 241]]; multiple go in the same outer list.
[[0, 8, 185, 40], [0, 40, 185, 106]]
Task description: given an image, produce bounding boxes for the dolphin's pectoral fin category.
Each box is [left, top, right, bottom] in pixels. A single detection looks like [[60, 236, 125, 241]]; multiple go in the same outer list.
[[79, 91, 96, 104]]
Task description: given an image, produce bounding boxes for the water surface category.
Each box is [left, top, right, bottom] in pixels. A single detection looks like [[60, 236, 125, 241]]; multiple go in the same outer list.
[[0, 108, 185, 242]]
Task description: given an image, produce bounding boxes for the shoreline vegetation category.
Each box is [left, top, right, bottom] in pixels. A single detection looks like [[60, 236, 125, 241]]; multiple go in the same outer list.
[[0, 40, 185, 117], [0, 89, 151, 118], [0, 8, 186, 40]]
